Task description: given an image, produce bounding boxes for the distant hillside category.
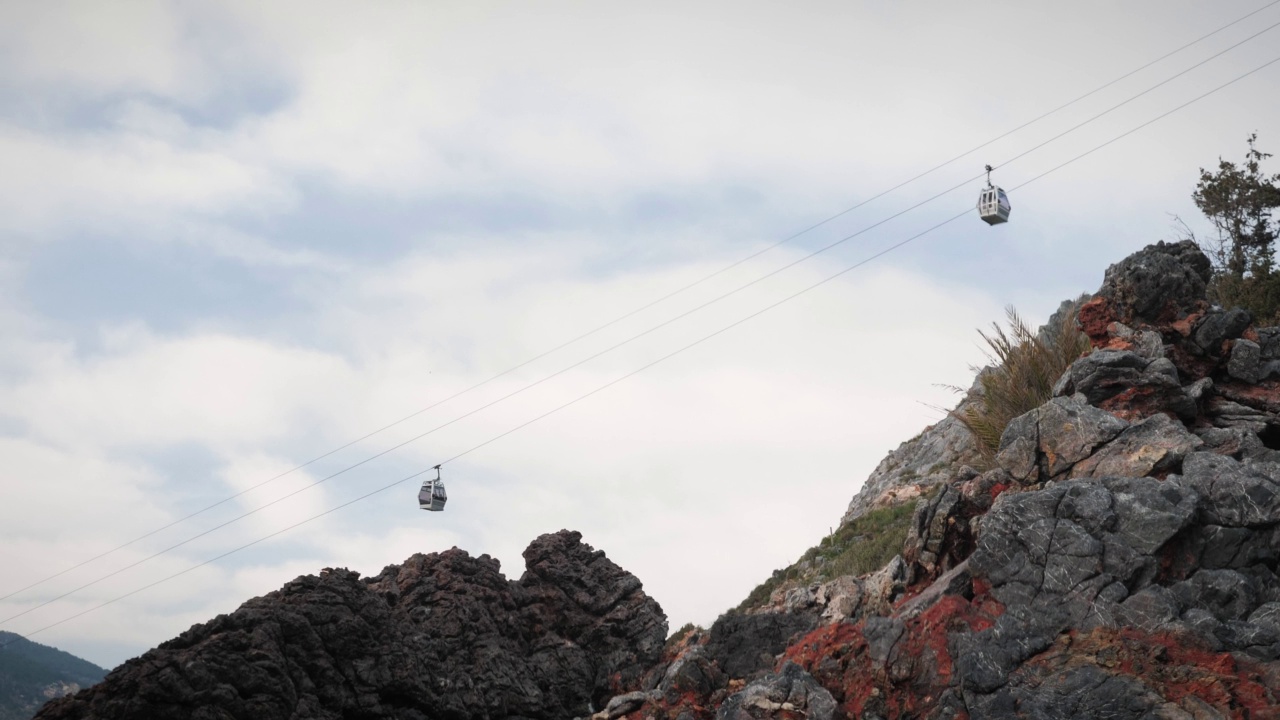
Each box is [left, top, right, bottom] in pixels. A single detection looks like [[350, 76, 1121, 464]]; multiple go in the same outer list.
[[0, 633, 105, 720]]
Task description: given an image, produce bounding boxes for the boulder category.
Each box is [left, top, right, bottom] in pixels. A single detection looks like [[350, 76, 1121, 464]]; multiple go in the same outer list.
[[1053, 350, 1198, 421], [995, 395, 1128, 482], [1191, 308, 1252, 357], [1229, 338, 1264, 383]]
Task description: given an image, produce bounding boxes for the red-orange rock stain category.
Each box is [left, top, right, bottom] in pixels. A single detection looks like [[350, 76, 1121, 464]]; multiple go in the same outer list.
[[781, 592, 1004, 719], [1078, 298, 1117, 346], [1025, 628, 1279, 719]]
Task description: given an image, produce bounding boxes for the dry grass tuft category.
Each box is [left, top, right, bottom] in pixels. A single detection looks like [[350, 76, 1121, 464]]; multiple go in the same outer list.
[[956, 303, 1091, 462]]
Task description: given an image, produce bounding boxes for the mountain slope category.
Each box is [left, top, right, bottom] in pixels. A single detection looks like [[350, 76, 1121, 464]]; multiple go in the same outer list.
[[0, 633, 105, 720], [614, 240, 1280, 719]]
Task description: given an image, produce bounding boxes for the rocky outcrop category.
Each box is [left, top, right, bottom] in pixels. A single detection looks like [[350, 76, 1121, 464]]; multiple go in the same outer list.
[[601, 240, 1280, 720], [840, 402, 982, 526], [36, 531, 666, 720], [1088, 239, 1211, 326]]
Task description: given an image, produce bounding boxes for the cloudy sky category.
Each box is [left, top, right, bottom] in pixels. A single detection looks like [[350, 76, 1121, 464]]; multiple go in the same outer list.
[[2, 1, 1279, 669]]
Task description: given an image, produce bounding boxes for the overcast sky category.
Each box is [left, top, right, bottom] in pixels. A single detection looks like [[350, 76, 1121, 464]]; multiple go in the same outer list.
[[2, 1, 1279, 669]]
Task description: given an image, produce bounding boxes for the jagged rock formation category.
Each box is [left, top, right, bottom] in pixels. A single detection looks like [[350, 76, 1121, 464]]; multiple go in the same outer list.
[[604, 240, 1280, 719], [36, 530, 666, 720], [0, 633, 105, 720]]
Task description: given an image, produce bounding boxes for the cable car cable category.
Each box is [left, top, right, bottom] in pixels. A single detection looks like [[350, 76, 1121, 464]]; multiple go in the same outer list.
[[7, 21, 1280, 626], [5, 0, 1275, 606], [6, 47, 1280, 648], [982, 17, 1280, 172]]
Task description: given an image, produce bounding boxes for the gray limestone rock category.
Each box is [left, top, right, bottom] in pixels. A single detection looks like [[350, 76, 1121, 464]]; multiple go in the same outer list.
[[714, 662, 835, 720], [952, 609, 1060, 694], [1259, 327, 1280, 359], [654, 646, 726, 706], [1191, 308, 1252, 357], [1181, 452, 1280, 527], [1070, 414, 1202, 479], [704, 611, 817, 680], [905, 483, 964, 577], [1103, 475, 1199, 556], [996, 396, 1129, 482], [971, 476, 1196, 626], [1103, 322, 1168, 361], [967, 664, 1167, 720], [1250, 602, 1280, 634], [1185, 376, 1214, 403], [1170, 569, 1259, 623], [897, 560, 972, 621], [840, 409, 981, 525], [1193, 426, 1280, 462], [1118, 585, 1181, 631], [604, 691, 651, 719], [1229, 338, 1263, 383], [1054, 349, 1199, 421], [1055, 350, 1160, 402], [1205, 396, 1271, 434]]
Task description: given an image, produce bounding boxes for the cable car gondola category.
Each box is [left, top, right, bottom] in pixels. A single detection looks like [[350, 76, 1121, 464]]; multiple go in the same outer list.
[[418, 464, 447, 512], [978, 164, 1011, 225]]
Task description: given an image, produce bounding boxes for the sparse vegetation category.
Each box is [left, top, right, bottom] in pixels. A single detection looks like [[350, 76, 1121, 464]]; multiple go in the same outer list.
[[1185, 134, 1280, 323], [665, 622, 701, 651], [735, 570, 787, 613], [732, 499, 924, 613], [813, 502, 918, 581], [954, 304, 1090, 462]]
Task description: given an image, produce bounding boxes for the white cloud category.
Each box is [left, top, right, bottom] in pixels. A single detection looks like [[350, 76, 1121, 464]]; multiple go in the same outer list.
[[0, 2, 191, 99], [3, 330, 353, 453], [0, 125, 292, 237]]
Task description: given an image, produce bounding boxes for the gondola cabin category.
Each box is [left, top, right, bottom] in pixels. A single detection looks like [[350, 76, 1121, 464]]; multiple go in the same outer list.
[[978, 164, 1011, 225], [978, 186, 1011, 225], [418, 465, 447, 512]]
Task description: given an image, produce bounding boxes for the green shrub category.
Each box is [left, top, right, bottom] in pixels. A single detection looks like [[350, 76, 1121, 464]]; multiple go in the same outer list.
[[731, 500, 922, 613], [955, 304, 1090, 462], [665, 622, 702, 651]]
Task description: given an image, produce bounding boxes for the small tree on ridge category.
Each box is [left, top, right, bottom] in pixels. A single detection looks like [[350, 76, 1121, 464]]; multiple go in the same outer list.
[[1192, 133, 1280, 321]]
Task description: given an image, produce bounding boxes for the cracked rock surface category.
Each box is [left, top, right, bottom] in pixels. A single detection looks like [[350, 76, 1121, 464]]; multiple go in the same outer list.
[[35, 531, 666, 720]]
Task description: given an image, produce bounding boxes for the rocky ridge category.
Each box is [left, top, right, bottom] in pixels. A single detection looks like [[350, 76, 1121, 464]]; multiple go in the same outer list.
[[35, 530, 666, 720], [602, 241, 1280, 719]]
